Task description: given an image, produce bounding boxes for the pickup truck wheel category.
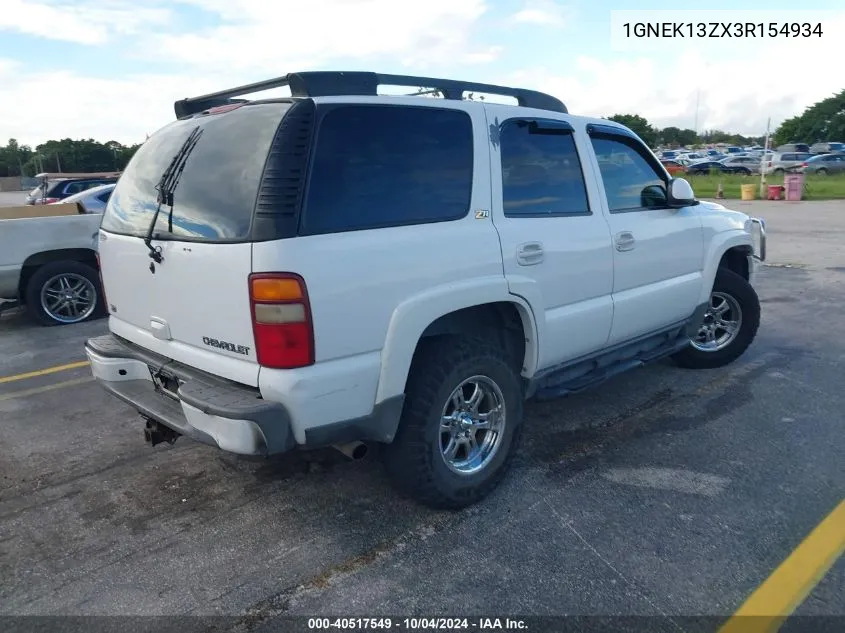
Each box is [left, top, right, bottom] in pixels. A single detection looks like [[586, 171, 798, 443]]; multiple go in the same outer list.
[[384, 337, 524, 509], [671, 268, 760, 369], [25, 260, 106, 326]]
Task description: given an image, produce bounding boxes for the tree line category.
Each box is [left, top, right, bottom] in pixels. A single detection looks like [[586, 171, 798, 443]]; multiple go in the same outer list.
[[608, 89, 844, 149], [605, 114, 765, 149], [0, 138, 141, 178]]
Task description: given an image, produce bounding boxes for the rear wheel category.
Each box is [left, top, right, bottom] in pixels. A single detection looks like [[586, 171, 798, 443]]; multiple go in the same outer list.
[[384, 336, 524, 509], [816, 168, 828, 176], [25, 260, 106, 326], [671, 268, 760, 369]]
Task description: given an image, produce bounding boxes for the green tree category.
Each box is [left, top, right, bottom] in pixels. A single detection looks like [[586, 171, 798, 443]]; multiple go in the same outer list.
[[9, 138, 142, 175], [607, 113, 658, 146], [773, 90, 845, 146], [677, 128, 699, 147]]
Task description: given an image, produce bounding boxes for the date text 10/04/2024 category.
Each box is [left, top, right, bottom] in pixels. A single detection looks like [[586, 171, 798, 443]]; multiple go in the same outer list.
[[307, 618, 528, 630], [622, 22, 823, 38]]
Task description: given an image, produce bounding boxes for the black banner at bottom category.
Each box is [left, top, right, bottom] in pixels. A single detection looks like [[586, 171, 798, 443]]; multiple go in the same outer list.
[[2, 616, 844, 633]]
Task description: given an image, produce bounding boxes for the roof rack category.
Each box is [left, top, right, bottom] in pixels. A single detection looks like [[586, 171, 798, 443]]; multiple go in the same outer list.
[[173, 71, 567, 119]]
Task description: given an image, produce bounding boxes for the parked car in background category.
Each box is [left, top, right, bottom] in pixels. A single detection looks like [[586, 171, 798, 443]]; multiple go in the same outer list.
[[687, 160, 752, 175], [704, 150, 724, 159], [26, 172, 121, 205], [50, 183, 115, 214], [720, 155, 763, 174], [764, 152, 813, 175], [776, 143, 810, 154], [0, 205, 105, 326], [723, 146, 743, 155], [660, 150, 679, 160], [661, 160, 685, 175], [809, 142, 845, 155], [798, 153, 845, 175]]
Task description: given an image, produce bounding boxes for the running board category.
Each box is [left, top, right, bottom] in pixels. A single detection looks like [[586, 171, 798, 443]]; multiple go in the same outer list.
[[532, 330, 692, 401]]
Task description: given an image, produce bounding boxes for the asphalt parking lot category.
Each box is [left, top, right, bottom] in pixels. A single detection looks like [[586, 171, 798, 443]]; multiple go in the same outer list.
[[1, 200, 843, 631]]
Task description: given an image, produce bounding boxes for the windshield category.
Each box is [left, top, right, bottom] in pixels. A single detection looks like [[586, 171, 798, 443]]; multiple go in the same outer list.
[[101, 102, 290, 242]]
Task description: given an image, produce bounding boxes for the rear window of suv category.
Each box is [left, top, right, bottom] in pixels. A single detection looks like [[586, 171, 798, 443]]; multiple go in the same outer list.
[[101, 102, 290, 241], [300, 104, 473, 235]]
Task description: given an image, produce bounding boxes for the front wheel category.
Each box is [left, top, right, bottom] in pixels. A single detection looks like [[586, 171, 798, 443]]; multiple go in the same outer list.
[[671, 268, 760, 369], [383, 336, 524, 509]]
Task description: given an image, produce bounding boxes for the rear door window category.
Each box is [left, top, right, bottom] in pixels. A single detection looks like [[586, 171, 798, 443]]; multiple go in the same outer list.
[[101, 102, 290, 241], [499, 119, 590, 217], [301, 105, 473, 235]]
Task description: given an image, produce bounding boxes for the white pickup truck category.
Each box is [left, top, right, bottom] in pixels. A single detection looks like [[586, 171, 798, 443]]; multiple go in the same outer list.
[[84, 71, 767, 509], [0, 203, 106, 325]]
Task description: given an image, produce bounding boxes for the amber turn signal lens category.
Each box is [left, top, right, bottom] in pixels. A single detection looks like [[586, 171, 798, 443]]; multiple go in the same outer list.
[[251, 277, 303, 302]]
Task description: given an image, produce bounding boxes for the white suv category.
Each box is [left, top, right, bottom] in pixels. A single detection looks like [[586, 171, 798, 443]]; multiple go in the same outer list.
[[85, 71, 767, 509]]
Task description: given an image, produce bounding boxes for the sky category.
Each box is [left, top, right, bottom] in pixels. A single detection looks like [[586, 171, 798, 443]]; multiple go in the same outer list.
[[1, 0, 843, 147]]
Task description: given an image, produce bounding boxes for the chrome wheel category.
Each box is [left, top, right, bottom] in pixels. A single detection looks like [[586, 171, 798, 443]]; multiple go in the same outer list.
[[40, 273, 97, 324], [439, 375, 506, 476], [691, 291, 742, 352]]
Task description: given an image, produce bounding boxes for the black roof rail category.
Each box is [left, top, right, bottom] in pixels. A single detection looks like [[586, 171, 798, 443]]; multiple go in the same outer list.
[[173, 71, 567, 119]]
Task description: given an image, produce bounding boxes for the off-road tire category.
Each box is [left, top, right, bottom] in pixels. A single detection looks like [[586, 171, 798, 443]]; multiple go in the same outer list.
[[383, 336, 524, 510], [25, 260, 106, 326], [671, 268, 760, 369]]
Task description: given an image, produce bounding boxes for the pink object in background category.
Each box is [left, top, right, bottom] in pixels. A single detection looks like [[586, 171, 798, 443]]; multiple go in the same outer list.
[[784, 173, 805, 201]]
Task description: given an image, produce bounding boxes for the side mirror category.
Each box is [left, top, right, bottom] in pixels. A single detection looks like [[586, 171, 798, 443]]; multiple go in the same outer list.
[[667, 177, 696, 207]]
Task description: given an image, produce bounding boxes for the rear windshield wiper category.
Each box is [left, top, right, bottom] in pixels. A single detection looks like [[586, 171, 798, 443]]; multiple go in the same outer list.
[[144, 125, 204, 263]]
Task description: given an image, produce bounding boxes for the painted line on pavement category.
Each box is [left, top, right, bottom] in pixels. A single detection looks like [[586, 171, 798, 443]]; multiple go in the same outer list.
[[718, 499, 845, 633], [0, 376, 95, 401], [0, 360, 90, 385]]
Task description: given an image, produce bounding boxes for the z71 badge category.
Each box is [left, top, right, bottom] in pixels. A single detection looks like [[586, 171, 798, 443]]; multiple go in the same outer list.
[[202, 336, 250, 355]]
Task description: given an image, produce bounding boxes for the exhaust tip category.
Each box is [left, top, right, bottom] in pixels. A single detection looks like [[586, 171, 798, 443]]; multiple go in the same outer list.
[[333, 441, 369, 461]]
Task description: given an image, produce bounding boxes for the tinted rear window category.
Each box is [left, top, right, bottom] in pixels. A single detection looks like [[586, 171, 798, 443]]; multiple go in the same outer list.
[[101, 103, 289, 241], [500, 119, 590, 217], [301, 105, 473, 235]]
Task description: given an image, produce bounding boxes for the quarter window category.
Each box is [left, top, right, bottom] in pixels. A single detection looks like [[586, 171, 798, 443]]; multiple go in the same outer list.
[[590, 136, 668, 212], [499, 119, 590, 217], [302, 105, 473, 235]]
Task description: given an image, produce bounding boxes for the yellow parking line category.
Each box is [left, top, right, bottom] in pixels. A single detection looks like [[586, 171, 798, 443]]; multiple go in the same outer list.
[[0, 376, 95, 401], [0, 360, 90, 384], [718, 499, 845, 633]]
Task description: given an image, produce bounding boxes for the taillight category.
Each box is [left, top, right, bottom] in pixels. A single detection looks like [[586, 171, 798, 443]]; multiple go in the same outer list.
[[248, 273, 314, 369], [801, 162, 808, 168]]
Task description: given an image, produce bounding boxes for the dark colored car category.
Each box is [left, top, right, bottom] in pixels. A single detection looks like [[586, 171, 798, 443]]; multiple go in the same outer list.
[[686, 161, 752, 175], [26, 175, 120, 205]]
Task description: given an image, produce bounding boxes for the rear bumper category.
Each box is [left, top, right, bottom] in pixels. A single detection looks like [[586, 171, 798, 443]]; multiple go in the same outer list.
[[85, 334, 295, 455], [85, 333, 406, 455]]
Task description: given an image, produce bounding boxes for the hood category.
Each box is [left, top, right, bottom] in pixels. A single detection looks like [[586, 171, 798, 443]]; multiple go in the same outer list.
[[696, 200, 750, 229]]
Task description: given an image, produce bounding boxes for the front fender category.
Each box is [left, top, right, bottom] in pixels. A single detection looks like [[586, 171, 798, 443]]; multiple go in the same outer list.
[[700, 228, 754, 303], [375, 276, 539, 404]]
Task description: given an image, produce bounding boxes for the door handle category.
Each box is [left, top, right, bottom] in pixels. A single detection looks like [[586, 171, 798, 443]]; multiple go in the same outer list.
[[516, 242, 544, 266], [615, 231, 636, 252]]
